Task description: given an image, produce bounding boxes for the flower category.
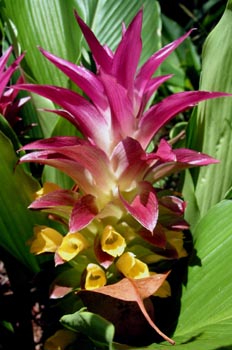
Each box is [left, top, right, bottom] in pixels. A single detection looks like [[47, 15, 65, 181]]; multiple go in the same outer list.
[[30, 226, 63, 254], [57, 231, 89, 261], [116, 252, 150, 279], [100, 225, 126, 257], [17, 10, 227, 238], [84, 263, 107, 290], [0, 47, 29, 128], [15, 7, 230, 326], [30, 225, 89, 263], [16, 10, 230, 343], [34, 182, 62, 199]]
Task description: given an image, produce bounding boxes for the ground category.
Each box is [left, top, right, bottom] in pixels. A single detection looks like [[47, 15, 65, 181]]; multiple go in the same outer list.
[[0, 258, 43, 350]]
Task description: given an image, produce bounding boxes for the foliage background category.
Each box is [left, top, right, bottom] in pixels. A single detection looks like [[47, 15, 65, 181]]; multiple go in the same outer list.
[[0, 1, 232, 350]]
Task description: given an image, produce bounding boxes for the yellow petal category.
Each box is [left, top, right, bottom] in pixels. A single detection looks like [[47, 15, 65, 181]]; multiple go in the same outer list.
[[166, 230, 188, 258], [30, 226, 63, 255], [44, 329, 77, 350], [34, 182, 61, 199], [116, 252, 150, 279], [101, 225, 126, 257], [154, 279, 171, 298], [84, 263, 107, 290], [57, 232, 89, 261], [147, 273, 171, 298]]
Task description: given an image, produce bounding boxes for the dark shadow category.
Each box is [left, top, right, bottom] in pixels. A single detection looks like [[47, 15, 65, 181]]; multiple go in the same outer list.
[[0, 247, 35, 350], [144, 229, 202, 344], [180, 333, 204, 344]]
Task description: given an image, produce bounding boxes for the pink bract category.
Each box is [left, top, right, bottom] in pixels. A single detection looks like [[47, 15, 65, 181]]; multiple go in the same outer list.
[[18, 10, 225, 233]]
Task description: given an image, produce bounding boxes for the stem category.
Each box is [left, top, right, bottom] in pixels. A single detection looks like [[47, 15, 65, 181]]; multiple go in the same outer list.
[[139, 298, 175, 345]]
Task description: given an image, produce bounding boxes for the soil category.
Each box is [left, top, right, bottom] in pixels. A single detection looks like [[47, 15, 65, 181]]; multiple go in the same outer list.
[[0, 256, 43, 350]]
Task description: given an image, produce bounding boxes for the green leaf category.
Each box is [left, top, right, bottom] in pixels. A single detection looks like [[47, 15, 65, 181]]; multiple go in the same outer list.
[[25, 93, 58, 139], [4, 0, 83, 85], [182, 169, 201, 230], [147, 200, 232, 349], [0, 131, 51, 272], [176, 200, 232, 338], [184, 3, 232, 220], [0, 114, 21, 152], [61, 310, 115, 350], [175, 200, 232, 349]]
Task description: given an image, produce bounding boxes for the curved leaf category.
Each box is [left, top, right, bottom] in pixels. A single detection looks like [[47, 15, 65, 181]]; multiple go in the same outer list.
[[0, 131, 50, 271], [175, 200, 232, 340], [184, 4, 232, 221], [150, 200, 232, 349], [61, 309, 115, 350]]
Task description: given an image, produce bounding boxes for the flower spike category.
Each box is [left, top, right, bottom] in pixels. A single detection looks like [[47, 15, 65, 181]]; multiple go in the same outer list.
[[18, 9, 232, 345]]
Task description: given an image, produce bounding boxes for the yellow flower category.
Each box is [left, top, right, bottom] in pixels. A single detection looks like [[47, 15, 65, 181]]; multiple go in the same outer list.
[[34, 182, 61, 199], [154, 279, 171, 298], [116, 252, 150, 279], [84, 263, 107, 290], [149, 272, 171, 298], [166, 230, 187, 258], [101, 225, 126, 257], [57, 232, 90, 261], [30, 226, 63, 254]]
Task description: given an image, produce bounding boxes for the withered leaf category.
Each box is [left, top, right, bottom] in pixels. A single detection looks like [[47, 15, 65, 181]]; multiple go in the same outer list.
[[78, 272, 175, 345]]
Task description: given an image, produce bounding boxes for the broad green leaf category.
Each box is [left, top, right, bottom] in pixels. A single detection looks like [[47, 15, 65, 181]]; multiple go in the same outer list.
[[3, 0, 83, 85], [184, 2, 232, 220], [174, 200, 232, 350], [61, 310, 115, 350], [175, 200, 232, 339], [147, 200, 232, 349], [0, 131, 51, 272]]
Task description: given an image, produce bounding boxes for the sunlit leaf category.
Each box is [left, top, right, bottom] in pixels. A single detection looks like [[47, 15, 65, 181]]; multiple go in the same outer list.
[[148, 200, 232, 349], [3, 0, 83, 85], [184, 3, 232, 222]]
